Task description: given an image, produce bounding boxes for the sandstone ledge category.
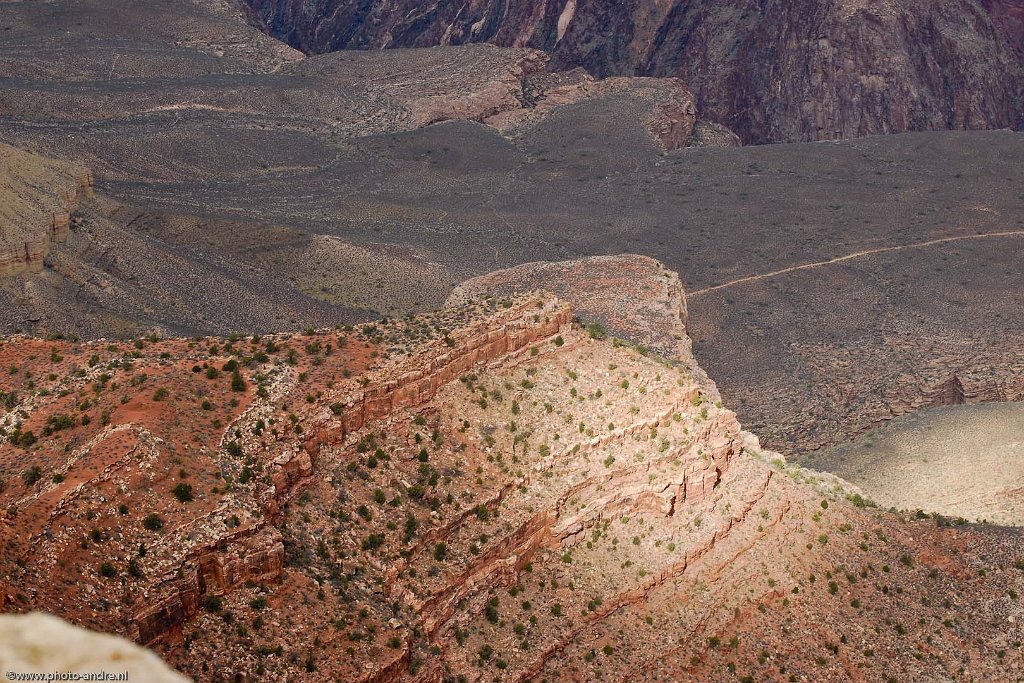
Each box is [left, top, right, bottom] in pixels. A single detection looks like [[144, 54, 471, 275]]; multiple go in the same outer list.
[[0, 143, 93, 277]]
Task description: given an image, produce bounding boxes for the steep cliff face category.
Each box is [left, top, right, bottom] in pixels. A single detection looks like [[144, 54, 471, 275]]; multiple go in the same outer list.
[[133, 526, 285, 644], [448, 254, 720, 400], [984, 0, 1024, 58], [242, 0, 1024, 143], [668, 0, 1024, 143], [0, 144, 93, 276]]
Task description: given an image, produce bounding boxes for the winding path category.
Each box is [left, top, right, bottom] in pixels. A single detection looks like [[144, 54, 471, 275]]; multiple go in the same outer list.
[[686, 230, 1024, 298]]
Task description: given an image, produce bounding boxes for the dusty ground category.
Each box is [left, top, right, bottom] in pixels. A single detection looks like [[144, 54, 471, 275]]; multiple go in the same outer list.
[[811, 401, 1024, 525]]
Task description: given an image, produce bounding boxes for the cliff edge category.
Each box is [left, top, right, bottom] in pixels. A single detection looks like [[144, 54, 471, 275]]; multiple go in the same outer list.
[[0, 144, 92, 277]]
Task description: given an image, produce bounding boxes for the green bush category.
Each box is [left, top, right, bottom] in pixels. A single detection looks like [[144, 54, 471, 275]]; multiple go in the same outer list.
[[485, 597, 500, 623], [172, 482, 194, 503], [11, 429, 36, 448], [22, 466, 42, 487]]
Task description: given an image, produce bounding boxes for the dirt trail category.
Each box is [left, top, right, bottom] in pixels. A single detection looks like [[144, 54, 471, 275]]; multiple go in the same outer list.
[[686, 230, 1024, 298]]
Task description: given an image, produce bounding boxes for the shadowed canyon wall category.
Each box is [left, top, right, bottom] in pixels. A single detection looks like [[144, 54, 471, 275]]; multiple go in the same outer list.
[[241, 0, 1024, 143]]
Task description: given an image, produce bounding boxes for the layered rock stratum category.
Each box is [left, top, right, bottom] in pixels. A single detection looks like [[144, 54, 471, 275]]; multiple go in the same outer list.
[[241, 0, 1024, 144], [0, 144, 92, 277], [3, 256, 1024, 682]]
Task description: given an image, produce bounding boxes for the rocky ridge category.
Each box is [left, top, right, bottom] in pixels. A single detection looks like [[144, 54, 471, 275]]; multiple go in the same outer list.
[[448, 254, 719, 400], [3, 257, 1024, 681], [280, 47, 702, 151]]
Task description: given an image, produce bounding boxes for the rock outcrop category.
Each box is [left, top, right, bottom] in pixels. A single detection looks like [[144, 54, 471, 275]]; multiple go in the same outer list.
[[282, 46, 701, 150], [0, 143, 93, 276], [318, 297, 572, 440], [449, 254, 718, 399], [243, 0, 1024, 143], [483, 70, 698, 151], [134, 527, 284, 644]]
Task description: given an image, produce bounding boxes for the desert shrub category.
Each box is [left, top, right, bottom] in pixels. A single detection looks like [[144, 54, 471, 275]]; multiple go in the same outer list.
[[128, 559, 143, 578], [42, 414, 75, 435], [172, 482, 194, 503], [143, 513, 164, 531], [362, 534, 384, 551], [485, 597, 500, 623], [11, 429, 36, 448]]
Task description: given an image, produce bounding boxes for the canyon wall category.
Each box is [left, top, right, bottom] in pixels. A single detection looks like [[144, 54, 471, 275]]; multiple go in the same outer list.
[[242, 0, 1024, 143], [0, 143, 93, 276], [134, 527, 284, 644], [8, 261, 1024, 681]]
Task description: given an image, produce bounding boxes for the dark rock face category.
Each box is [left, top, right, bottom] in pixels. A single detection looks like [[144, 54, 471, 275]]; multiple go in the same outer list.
[[241, 0, 1024, 143]]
